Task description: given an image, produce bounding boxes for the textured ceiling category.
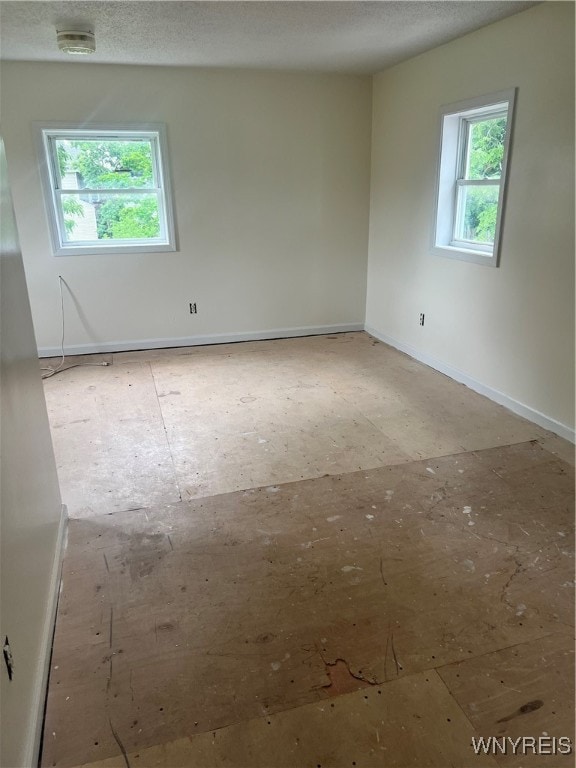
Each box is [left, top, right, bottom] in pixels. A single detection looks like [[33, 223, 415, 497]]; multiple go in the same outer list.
[[0, 1, 537, 74]]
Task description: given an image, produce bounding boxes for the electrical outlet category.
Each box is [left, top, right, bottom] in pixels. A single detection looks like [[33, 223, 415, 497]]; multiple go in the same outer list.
[[189, 302, 197, 314], [419, 313, 425, 326]]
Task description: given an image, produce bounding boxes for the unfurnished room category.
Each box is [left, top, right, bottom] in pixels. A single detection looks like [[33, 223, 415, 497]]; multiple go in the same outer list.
[[0, 2, 574, 767]]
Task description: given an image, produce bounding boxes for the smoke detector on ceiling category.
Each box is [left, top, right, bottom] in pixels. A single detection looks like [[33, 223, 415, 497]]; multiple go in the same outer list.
[[57, 29, 96, 55]]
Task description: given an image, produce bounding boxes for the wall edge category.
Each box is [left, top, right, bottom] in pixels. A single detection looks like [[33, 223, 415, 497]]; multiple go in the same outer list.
[[26, 505, 68, 768]]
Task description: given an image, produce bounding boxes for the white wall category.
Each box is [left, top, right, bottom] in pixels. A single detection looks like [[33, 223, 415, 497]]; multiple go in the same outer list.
[[0, 138, 65, 767], [366, 2, 575, 438], [0, 64, 372, 354]]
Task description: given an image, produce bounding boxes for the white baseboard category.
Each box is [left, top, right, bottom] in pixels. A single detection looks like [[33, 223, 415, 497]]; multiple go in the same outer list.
[[27, 504, 68, 768], [37, 323, 364, 358], [365, 325, 575, 444]]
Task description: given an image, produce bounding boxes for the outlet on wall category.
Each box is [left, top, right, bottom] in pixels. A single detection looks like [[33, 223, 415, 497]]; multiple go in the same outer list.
[[419, 313, 425, 326], [189, 302, 197, 314]]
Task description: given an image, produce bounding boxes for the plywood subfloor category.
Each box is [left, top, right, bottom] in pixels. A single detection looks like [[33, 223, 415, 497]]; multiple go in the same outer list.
[[42, 361, 181, 516], [42, 333, 555, 518], [438, 632, 575, 767], [74, 671, 500, 768], [41, 441, 575, 768]]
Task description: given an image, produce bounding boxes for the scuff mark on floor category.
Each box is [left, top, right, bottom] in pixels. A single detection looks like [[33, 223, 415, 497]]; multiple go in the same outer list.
[[498, 554, 524, 612], [108, 718, 131, 768], [496, 699, 544, 723], [379, 557, 387, 587], [322, 657, 375, 696]]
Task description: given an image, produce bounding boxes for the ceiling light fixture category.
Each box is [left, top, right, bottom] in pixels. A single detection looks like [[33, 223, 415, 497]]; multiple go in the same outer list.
[[57, 29, 96, 55]]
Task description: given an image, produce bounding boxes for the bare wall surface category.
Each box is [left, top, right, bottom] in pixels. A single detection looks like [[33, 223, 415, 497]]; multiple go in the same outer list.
[[0, 138, 63, 767], [0, 64, 372, 351], [366, 2, 575, 434]]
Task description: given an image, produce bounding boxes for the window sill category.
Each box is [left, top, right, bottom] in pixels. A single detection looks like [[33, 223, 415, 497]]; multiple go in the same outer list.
[[431, 244, 497, 267], [53, 242, 177, 257]]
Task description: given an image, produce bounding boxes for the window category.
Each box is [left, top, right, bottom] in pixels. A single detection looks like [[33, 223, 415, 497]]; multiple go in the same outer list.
[[37, 124, 176, 255], [432, 89, 516, 267]]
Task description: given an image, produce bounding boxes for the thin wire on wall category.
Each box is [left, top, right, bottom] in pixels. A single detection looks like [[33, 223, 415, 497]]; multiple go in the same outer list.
[[41, 276, 111, 379]]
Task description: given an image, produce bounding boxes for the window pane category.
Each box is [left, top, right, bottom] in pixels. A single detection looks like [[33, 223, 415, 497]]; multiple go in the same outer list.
[[56, 139, 155, 189], [61, 192, 161, 242], [455, 185, 500, 245], [465, 117, 507, 180]]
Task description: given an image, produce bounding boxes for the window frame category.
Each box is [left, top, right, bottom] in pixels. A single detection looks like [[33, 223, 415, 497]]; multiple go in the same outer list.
[[36, 122, 177, 256], [431, 89, 516, 268]]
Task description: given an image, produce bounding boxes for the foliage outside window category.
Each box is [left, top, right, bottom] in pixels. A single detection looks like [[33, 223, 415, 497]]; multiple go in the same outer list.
[[38, 125, 176, 255], [432, 90, 516, 267]]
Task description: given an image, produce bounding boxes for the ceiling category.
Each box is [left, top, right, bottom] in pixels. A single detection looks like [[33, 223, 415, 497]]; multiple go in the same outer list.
[[0, 1, 537, 74]]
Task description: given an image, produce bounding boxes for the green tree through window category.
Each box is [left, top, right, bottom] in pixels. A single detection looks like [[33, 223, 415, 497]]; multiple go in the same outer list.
[[56, 139, 160, 240], [457, 116, 507, 245]]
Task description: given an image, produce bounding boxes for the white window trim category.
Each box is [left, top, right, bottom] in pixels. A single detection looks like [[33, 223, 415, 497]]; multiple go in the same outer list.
[[35, 122, 177, 256], [431, 89, 516, 268]]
